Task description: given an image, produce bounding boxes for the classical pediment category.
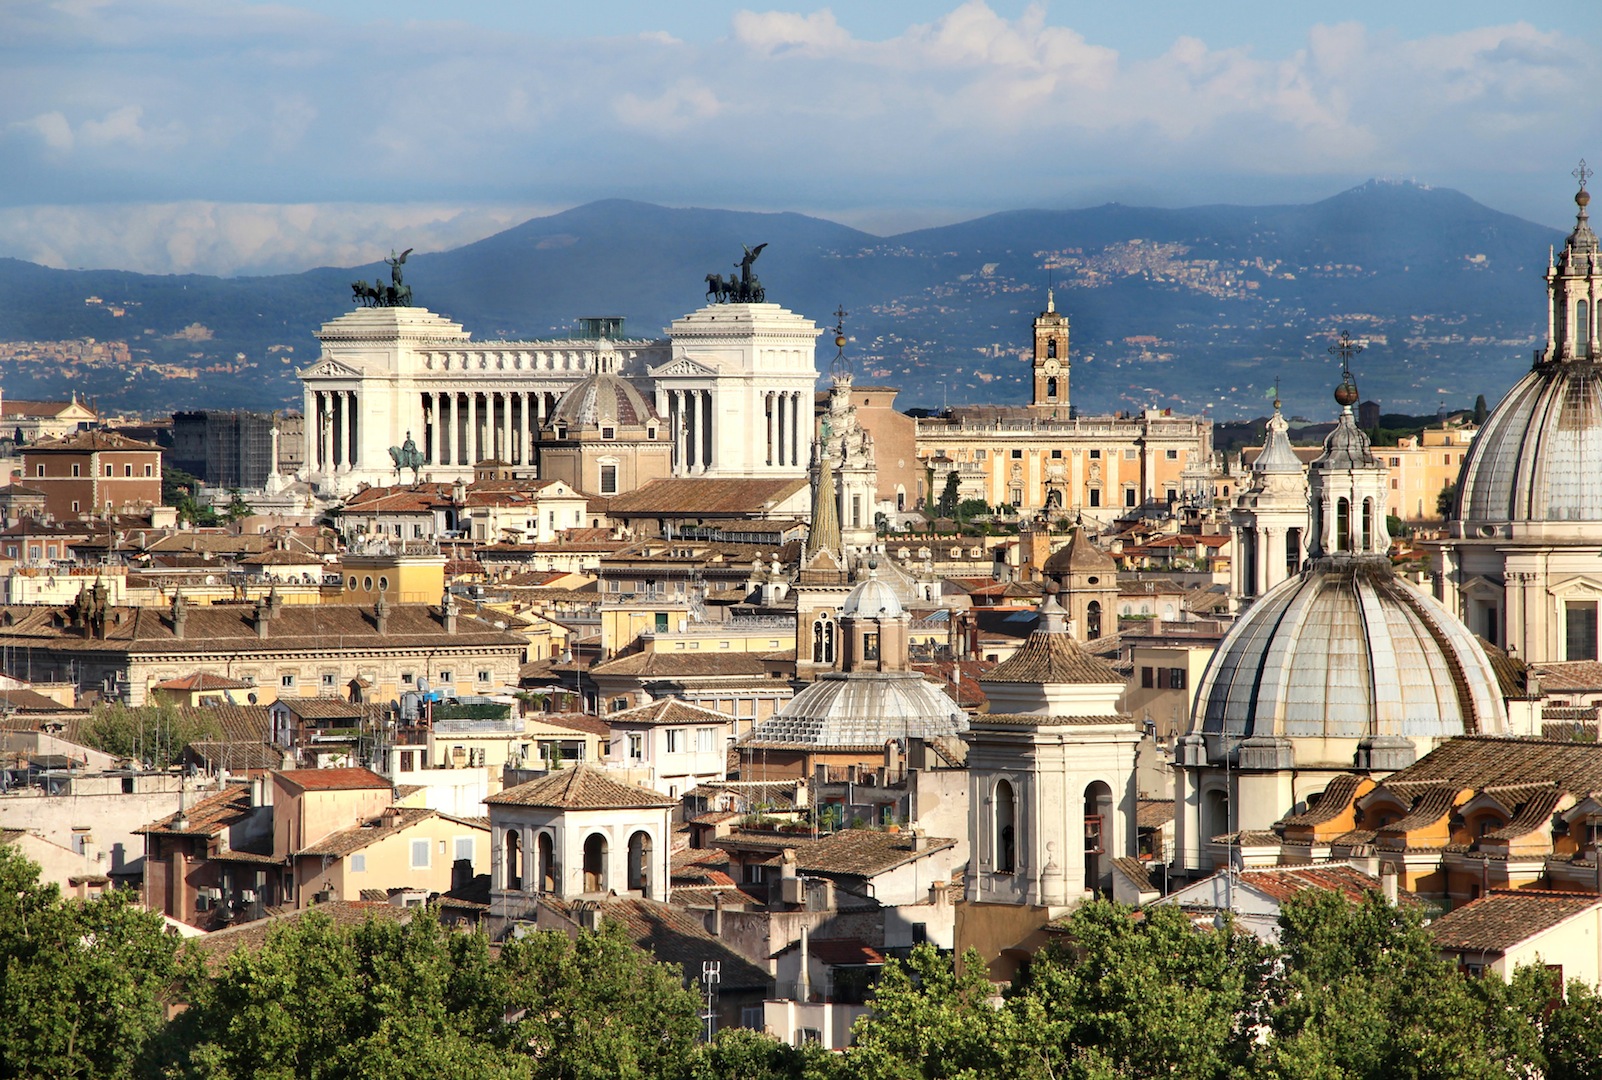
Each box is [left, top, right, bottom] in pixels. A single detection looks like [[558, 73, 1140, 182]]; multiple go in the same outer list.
[[1460, 575, 1503, 599], [649, 355, 719, 378], [1548, 575, 1602, 599], [299, 357, 364, 380]]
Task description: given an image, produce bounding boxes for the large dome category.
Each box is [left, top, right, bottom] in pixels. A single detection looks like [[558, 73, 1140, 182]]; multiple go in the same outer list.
[[1456, 361, 1602, 526], [1195, 557, 1508, 742]]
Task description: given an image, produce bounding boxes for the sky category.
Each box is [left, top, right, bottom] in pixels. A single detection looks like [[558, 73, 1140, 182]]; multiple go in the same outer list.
[[2, 0, 1599, 276]]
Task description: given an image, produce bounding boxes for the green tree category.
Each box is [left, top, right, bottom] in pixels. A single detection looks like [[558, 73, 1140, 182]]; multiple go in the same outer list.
[[83, 700, 222, 769], [1435, 480, 1457, 519], [1473, 394, 1488, 425], [1263, 889, 1549, 1080], [1007, 900, 1273, 1080], [840, 944, 1019, 1080], [695, 1028, 835, 1080], [0, 846, 180, 1080], [1545, 979, 1602, 1080], [956, 498, 989, 523], [936, 472, 961, 520], [222, 488, 254, 523]]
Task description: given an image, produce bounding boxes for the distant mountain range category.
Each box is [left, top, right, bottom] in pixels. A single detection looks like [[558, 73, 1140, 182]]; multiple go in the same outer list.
[[0, 181, 1564, 420]]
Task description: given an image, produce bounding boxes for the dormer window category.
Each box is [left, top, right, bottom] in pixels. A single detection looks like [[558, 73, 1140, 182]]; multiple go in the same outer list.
[[601, 426, 615, 440]]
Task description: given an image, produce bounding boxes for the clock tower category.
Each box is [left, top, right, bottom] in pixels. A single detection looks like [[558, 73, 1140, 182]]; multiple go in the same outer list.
[[1030, 290, 1070, 414]]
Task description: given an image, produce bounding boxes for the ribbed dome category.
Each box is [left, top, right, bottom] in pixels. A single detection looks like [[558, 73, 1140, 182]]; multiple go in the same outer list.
[[549, 372, 657, 429], [840, 574, 903, 619], [1195, 557, 1508, 742], [1456, 361, 1602, 525], [743, 672, 967, 748]]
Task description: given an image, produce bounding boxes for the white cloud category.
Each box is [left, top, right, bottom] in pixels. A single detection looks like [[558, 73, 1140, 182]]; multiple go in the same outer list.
[[0, 201, 560, 276], [0, 2, 1592, 273]]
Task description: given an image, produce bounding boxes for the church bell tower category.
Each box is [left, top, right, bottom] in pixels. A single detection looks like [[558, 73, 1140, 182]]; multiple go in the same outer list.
[[1030, 290, 1070, 414]]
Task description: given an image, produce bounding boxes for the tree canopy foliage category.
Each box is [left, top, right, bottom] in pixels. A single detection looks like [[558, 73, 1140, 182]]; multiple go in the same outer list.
[[9, 842, 1602, 1080], [83, 700, 222, 769]]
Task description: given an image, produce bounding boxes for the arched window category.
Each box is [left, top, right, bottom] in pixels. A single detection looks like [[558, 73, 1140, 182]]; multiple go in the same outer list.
[[1581, 299, 1592, 354], [1336, 497, 1351, 552], [583, 833, 608, 894], [1084, 781, 1113, 894], [537, 831, 555, 893], [1362, 498, 1374, 551], [1046, 376, 1058, 399], [812, 614, 836, 665], [505, 829, 522, 890], [995, 780, 1016, 873], [1046, 339, 1057, 359], [1286, 528, 1301, 576], [1557, 296, 1569, 349], [1086, 600, 1102, 638], [627, 830, 654, 898]]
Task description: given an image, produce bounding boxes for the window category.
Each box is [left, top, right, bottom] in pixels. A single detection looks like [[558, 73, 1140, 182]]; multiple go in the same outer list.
[[647, 427, 657, 440], [1567, 601, 1598, 661], [995, 780, 1016, 873], [1089, 488, 1101, 507], [654, 612, 669, 633], [104, 464, 113, 476], [1165, 488, 1177, 503], [144, 464, 153, 477], [377, 576, 389, 592], [741, 1005, 764, 1030], [401, 672, 414, 686], [455, 837, 475, 866], [351, 854, 366, 873], [280, 674, 295, 689], [438, 670, 453, 683], [477, 670, 491, 683], [124, 464, 132, 477], [400, 751, 415, 772], [35, 465, 43, 477], [1165, 449, 1178, 460], [71, 464, 80, 477], [1141, 666, 1154, 688], [975, 449, 987, 461], [1124, 488, 1137, 507], [363, 576, 373, 590], [627, 733, 644, 761], [1010, 449, 1022, 460], [1124, 448, 1137, 460], [863, 631, 880, 661], [600, 465, 618, 495], [1051, 449, 1063, 459], [410, 839, 430, 869], [321, 673, 335, 688], [666, 729, 684, 753], [696, 727, 715, 753], [601, 426, 615, 440], [1089, 449, 1101, 459]]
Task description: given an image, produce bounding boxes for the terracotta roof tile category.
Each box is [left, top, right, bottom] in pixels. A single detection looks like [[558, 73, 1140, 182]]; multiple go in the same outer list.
[[590, 651, 771, 678], [298, 808, 444, 857], [1430, 890, 1602, 953], [714, 828, 954, 878], [979, 629, 1123, 686], [486, 765, 675, 810], [605, 699, 735, 727], [601, 477, 809, 516], [276, 767, 391, 792]]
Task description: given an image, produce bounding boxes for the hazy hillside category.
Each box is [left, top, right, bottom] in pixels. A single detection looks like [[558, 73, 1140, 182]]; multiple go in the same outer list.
[[0, 182, 1563, 419]]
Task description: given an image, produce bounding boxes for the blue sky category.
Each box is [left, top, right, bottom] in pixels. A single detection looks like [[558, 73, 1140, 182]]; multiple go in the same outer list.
[[2, 0, 1598, 275]]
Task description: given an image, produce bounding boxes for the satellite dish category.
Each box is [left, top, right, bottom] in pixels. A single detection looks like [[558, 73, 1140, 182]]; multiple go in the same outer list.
[[247, 692, 257, 705], [416, 677, 430, 696]]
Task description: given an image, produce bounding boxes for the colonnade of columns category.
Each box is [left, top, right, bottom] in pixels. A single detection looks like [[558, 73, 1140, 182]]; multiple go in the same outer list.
[[667, 388, 715, 473], [765, 389, 805, 469], [312, 390, 360, 473], [420, 390, 561, 467]]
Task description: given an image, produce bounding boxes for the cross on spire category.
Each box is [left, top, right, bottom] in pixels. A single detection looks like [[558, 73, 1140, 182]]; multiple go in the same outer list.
[[1576, 159, 1593, 191], [830, 305, 851, 379], [1329, 330, 1364, 375]]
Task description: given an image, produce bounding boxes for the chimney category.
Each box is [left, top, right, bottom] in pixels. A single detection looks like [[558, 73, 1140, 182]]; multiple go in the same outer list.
[[711, 892, 724, 937], [797, 923, 812, 1002], [442, 590, 458, 634], [1380, 862, 1399, 906], [374, 595, 390, 636], [253, 597, 269, 639], [267, 586, 283, 619]]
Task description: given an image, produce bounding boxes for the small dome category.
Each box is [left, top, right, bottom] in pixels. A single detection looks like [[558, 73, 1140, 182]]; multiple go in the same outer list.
[[1042, 526, 1116, 574], [1457, 362, 1602, 525], [1194, 557, 1508, 743], [744, 671, 967, 747], [841, 574, 903, 619], [549, 372, 657, 430]]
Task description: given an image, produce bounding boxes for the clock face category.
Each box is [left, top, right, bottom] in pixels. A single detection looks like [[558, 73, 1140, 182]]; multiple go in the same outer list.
[[1043, 359, 1060, 374]]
